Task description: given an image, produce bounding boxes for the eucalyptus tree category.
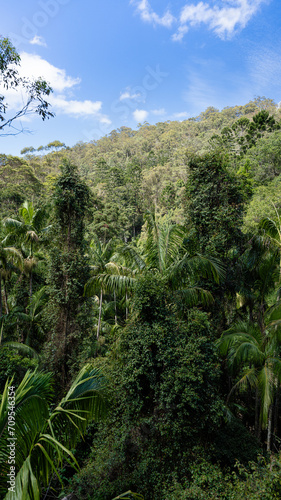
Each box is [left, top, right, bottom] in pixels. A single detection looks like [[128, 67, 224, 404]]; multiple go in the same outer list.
[[0, 364, 106, 499], [0, 36, 54, 136]]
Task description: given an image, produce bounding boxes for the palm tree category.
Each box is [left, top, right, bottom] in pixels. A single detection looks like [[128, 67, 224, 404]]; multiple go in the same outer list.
[[217, 309, 281, 450], [0, 364, 106, 499], [2, 200, 50, 301], [2, 201, 48, 255], [0, 244, 23, 318], [238, 239, 280, 330], [84, 236, 135, 339], [259, 204, 281, 285], [142, 211, 223, 308]]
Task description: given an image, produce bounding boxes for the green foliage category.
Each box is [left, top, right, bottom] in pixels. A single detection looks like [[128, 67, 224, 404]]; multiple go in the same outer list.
[[210, 109, 279, 158], [44, 160, 93, 385], [0, 349, 38, 390], [53, 159, 91, 245], [70, 278, 224, 499], [165, 456, 281, 500], [0, 156, 43, 216], [242, 175, 281, 233], [186, 151, 245, 257], [1, 98, 281, 499]]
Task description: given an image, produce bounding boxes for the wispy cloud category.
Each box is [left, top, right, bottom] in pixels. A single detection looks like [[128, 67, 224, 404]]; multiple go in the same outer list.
[[133, 109, 148, 121], [248, 45, 281, 92], [152, 108, 166, 115], [130, 0, 175, 27], [171, 25, 189, 42], [29, 35, 47, 47], [172, 111, 190, 119], [119, 89, 144, 101], [182, 71, 220, 114], [131, 0, 268, 41]]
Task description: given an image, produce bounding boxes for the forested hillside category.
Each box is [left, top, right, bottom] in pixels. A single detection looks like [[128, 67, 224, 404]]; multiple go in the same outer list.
[[2, 96, 281, 499]]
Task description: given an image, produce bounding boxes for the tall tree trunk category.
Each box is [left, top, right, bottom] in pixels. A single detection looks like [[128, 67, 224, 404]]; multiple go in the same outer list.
[[255, 387, 260, 438], [274, 385, 280, 448], [0, 271, 2, 319], [267, 404, 273, 452], [125, 290, 128, 321], [3, 280, 8, 314], [114, 290, 117, 325], [97, 289, 103, 340], [29, 270, 33, 301], [67, 219, 72, 252]]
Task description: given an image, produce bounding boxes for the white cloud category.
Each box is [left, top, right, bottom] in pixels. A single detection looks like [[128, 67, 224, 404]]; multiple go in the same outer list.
[[49, 95, 103, 116], [133, 109, 149, 121], [120, 90, 142, 101], [130, 0, 175, 27], [171, 25, 189, 42], [29, 35, 47, 47], [152, 108, 166, 115], [131, 0, 267, 41], [18, 52, 80, 92], [176, 0, 266, 39], [0, 52, 110, 123]]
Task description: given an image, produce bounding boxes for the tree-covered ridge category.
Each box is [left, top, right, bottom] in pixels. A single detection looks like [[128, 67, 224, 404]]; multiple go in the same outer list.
[[2, 99, 281, 499], [2, 97, 280, 237]]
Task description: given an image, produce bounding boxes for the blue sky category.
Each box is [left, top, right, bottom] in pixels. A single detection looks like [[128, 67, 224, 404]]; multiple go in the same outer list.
[[0, 0, 281, 155]]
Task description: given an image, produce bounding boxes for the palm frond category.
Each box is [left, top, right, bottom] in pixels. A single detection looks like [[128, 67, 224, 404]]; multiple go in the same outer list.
[[227, 367, 258, 402], [0, 365, 107, 498], [259, 217, 281, 243], [118, 245, 146, 271], [112, 492, 144, 500], [50, 364, 107, 449], [259, 365, 274, 427], [0, 342, 40, 360], [175, 287, 214, 308], [4, 457, 40, 500]]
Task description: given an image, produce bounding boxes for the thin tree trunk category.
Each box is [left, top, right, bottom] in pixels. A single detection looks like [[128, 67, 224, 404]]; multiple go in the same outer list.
[[97, 289, 103, 340], [267, 404, 273, 452], [0, 271, 2, 319], [29, 270, 33, 301], [274, 385, 280, 443], [67, 220, 72, 251], [114, 290, 117, 325], [255, 387, 260, 438], [61, 307, 69, 389], [3, 281, 8, 314], [125, 290, 128, 321], [249, 303, 254, 324], [258, 414, 262, 441]]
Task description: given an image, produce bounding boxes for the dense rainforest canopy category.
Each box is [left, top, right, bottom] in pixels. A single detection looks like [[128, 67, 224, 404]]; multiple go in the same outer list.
[[2, 95, 281, 499]]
